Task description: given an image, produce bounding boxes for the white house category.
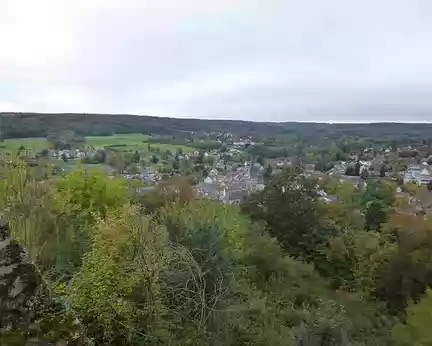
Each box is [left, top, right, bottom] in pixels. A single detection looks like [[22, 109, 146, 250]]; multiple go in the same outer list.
[[404, 164, 432, 185], [204, 176, 213, 184]]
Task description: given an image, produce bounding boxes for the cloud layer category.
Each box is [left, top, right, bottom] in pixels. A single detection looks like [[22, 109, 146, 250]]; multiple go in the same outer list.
[[2, 0, 432, 122]]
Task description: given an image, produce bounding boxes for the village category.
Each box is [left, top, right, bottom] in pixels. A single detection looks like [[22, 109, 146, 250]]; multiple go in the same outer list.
[[30, 133, 432, 216]]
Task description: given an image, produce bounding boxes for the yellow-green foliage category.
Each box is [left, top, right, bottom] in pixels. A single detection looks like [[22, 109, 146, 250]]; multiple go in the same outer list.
[[0, 160, 130, 275], [55, 167, 128, 220], [69, 206, 169, 344], [1, 159, 399, 345], [403, 182, 420, 195], [393, 289, 432, 346]]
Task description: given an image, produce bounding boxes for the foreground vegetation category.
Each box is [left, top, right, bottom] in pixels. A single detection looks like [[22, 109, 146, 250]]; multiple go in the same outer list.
[[1, 153, 432, 344]]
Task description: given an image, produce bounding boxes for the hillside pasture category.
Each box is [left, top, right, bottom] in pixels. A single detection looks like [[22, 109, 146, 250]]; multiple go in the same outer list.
[[0, 137, 49, 151], [86, 133, 150, 148], [87, 134, 193, 153], [0, 134, 194, 154]]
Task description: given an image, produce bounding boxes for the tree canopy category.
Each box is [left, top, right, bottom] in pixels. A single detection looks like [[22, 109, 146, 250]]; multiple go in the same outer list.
[[0, 155, 429, 345]]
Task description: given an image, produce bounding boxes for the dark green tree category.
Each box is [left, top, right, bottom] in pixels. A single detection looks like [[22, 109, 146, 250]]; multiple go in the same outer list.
[[380, 164, 386, 178], [345, 166, 356, 176], [363, 181, 396, 207], [360, 168, 369, 180], [162, 150, 171, 160], [40, 148, 49, 157], [257, 156, 264, 166], [132, 150, 140, 164], [242, 169, 333, 263], [376, 214, 432, 313], [263, 164, 273, 183], [93, 149, 106, 164], [364, 200, 387, 231], [196, 152, 204, 164], [172, 160, 179, 170], [354, 161, 361, 176]]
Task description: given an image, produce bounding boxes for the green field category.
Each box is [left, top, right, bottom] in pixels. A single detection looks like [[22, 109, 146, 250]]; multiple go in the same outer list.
[[0, 137, 49, 151], [0, 134, 194, 153], [87, 134, 193, 152], [86, 133, 150, 148]]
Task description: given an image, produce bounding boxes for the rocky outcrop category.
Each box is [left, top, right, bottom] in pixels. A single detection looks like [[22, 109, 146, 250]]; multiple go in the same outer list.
[[0, 222, 41, 332], [0, 222, 86, 345]]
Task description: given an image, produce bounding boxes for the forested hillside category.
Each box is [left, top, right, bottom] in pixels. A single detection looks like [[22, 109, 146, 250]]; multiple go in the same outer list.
[[2, 153, 432, 345], [2, 112, 432, 145]]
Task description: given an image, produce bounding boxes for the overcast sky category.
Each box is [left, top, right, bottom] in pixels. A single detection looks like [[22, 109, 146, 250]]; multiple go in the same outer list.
[[1, 0, 432, 122]]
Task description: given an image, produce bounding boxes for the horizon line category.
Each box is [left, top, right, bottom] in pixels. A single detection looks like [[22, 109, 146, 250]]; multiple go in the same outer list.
[[1, 111, 432, 125]]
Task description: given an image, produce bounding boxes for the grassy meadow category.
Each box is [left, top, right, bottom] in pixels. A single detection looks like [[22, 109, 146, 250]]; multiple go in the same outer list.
[[0, 137, 50, 151], [86, 134, 150, 149], [87, 134, 193, 152], [0, 133, 194, 153]]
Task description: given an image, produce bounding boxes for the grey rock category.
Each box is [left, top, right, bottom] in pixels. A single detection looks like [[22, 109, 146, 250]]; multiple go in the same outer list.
[[0, 223, 87, 345]]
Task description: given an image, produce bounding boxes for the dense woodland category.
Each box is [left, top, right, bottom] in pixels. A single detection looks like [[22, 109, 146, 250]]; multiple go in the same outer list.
[[2, 113, 432, 146], [1, 151, 432, 345]]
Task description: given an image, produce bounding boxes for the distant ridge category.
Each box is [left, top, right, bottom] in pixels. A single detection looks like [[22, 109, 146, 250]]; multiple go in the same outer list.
[[1, 112, 432, 142]]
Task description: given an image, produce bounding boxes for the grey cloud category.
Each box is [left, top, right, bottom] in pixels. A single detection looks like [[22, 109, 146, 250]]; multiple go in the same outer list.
[[1, 0, 432, 122]]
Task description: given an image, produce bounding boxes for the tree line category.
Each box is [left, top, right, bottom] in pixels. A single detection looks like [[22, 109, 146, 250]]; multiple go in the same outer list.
[[3, 113, 432, 147], [1, 154, 432, 344]]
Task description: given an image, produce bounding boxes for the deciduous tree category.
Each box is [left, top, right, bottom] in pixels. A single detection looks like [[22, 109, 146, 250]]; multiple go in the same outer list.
[[393, 289, 432, 345], [242, 169, 334, 263], [365, 200, 388, 231]]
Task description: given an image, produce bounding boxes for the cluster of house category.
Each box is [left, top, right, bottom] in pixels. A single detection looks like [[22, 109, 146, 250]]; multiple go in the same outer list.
[[403, 164, 432, 185], [123, 170, 161, 184], [327, 159, 387, 177], [196, 163, 265, 204], [48, 148, 88, 159], [232, 137, 258, 148]]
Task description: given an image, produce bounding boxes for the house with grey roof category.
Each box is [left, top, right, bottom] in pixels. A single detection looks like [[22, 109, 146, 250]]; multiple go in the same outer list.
[[221, 188, 248, 204]]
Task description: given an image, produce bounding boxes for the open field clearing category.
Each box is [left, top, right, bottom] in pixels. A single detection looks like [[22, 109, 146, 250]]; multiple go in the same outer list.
[[87, 133, 193, 152], [0, 137, 49, 151], [86, 133, 150, 148], [0, 134, 194, 153]]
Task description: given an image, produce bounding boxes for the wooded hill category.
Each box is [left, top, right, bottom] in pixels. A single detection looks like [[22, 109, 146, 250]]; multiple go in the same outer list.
[[2, 112, 432, 144]]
